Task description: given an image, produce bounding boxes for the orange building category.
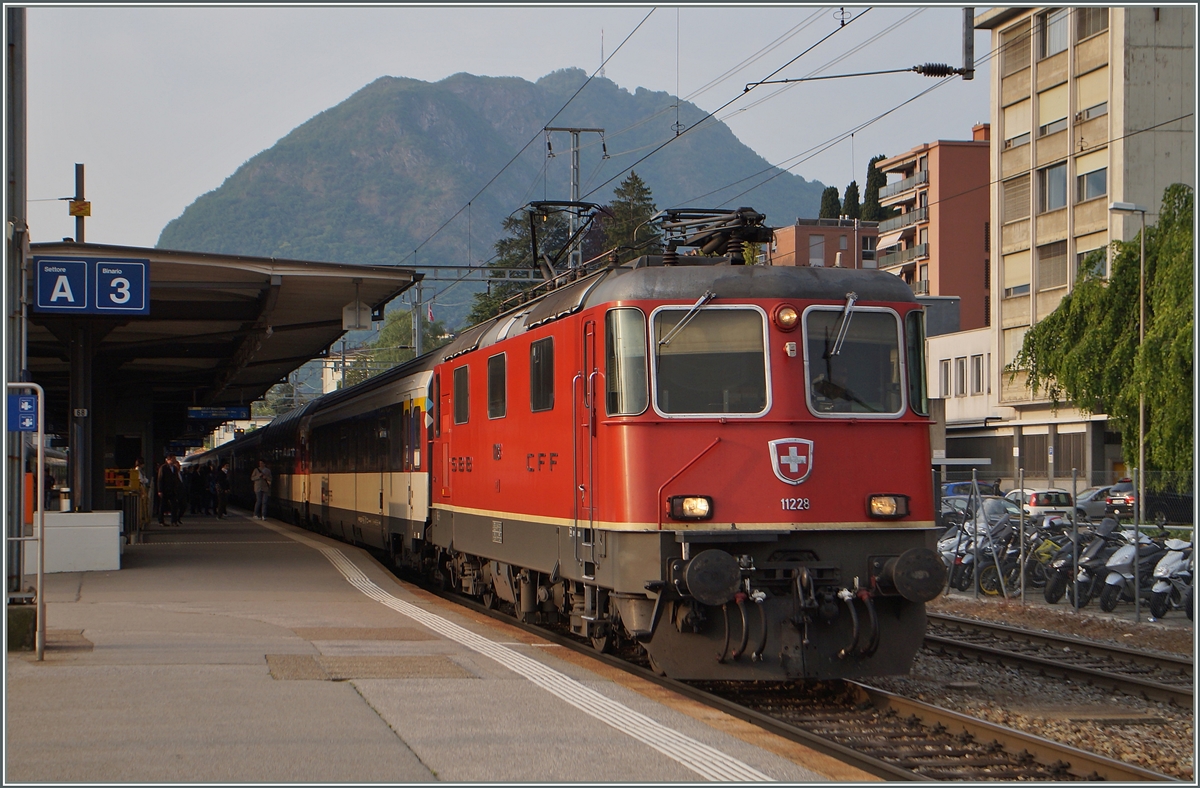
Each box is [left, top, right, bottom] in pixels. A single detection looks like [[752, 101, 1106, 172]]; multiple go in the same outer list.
[[766, 217, 880, 270], [874, 124, 991, 331]]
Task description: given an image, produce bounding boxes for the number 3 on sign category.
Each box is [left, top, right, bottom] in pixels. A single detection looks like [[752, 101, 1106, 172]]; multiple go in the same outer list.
[[108, 278, 131, 304]]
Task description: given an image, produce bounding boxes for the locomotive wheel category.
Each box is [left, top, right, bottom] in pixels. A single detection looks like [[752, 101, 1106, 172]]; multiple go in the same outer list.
[[481, 591, 497, 610], [645, 650, 666, 676], [591, 630, 613, 654], [1099, 582, 1122, 612], [1149, 590, 1173, 619]]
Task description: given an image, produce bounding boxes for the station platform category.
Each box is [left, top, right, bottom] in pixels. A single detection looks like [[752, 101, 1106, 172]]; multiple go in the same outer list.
[[6, 511, 871, 783]]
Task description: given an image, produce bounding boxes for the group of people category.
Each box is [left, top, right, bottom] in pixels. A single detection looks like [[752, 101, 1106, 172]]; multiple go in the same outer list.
[[154, 456, 232, 526], [152, 456, 272, 525]]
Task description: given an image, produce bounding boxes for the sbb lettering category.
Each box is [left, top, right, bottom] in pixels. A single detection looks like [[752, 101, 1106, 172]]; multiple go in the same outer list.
[[526, 452, 559, 472]]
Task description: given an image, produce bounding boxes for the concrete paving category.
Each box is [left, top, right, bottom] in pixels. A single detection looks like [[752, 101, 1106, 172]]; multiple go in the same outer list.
[[6, 511, 868, 783]]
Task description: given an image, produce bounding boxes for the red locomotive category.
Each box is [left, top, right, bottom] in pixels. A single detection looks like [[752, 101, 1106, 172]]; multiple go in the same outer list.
[[196, 208, 945, 681]]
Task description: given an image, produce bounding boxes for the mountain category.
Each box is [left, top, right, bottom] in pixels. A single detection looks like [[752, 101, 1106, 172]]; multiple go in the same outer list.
[[157, 68, 826, 328]]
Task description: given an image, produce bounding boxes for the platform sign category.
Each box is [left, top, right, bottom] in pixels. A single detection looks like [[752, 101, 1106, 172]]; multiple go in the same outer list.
[[6, 395, 37, 432], [187, 406, 250, 420], [33, 257, 150, 316]]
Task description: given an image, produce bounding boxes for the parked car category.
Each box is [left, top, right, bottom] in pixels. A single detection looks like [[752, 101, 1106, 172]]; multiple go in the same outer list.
[[1104, 479, 1195, 525], [942, 495, 1023, 529], [1010, 489, 1073, 517], [1074, 486, 1113, 522]]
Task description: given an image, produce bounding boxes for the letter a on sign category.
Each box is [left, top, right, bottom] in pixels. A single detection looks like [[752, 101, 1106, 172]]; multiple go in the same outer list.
[[50, 275, 75, 302]]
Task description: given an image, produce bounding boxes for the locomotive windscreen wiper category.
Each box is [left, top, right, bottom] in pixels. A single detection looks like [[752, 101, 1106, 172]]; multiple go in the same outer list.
[[658, 290, 716, 346], [829, 291, 858, 356]]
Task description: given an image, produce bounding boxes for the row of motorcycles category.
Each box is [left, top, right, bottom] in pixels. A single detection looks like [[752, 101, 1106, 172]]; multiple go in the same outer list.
[[937, 511, 1194, 620]]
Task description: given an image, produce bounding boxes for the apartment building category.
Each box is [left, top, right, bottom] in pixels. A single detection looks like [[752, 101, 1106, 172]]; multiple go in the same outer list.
[[766, 217, 880, 269], [875, 124, 991, 330], [930, 6, 1194, 488]]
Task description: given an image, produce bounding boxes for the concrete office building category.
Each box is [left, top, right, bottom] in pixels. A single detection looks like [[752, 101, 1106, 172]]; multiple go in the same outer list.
[[929, 6, 1194, 488]]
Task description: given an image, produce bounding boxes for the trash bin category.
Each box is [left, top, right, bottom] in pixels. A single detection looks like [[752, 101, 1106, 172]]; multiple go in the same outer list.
[[58, 488, 71, 512]]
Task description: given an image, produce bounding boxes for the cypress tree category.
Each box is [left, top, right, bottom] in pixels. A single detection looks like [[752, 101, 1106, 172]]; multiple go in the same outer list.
[[818, 186, 841, 218], [842, 181, 861, 220], [861, 154, 893, 222]]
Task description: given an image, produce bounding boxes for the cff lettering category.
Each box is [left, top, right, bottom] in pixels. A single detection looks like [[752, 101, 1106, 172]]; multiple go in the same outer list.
[[526, 452, 559, 472]]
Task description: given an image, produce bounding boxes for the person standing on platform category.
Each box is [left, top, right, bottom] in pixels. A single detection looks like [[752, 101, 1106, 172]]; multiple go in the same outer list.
[[215, 462, 230, 519], [251, 459, 272, 520], [158, 455, 182, 526]]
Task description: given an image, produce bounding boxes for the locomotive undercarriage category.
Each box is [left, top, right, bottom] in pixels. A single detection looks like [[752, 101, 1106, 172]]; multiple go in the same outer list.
[[416, 509, 942, 680]]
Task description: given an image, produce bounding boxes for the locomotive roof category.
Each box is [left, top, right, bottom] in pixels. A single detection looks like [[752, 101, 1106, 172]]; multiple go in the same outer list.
[[586, 257, 919, 306]]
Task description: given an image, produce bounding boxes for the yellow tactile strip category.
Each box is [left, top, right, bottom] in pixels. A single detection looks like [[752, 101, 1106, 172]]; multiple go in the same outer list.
[[291, 627, 436, 641], [265, 654, 475, 680]]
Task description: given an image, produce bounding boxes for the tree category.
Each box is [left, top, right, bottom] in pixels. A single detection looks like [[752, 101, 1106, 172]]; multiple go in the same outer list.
[[842, 181, 861, 220], [818, 186, 841, 218], [602, 171, 663, 263], [467, 210, 570, 325], [1012, 184, 1193, 489], [860, 154, 894, 222]]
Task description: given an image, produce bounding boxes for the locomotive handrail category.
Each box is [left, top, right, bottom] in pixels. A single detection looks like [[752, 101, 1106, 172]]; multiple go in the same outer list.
[[656, 438, 722, 530]]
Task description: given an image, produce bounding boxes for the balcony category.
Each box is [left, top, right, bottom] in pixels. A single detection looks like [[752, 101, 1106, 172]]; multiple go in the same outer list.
[[912, 280, 930, 295], [878, 169, 928, 200], [878, 207, 928, 234], [878, 242, 928, 269]]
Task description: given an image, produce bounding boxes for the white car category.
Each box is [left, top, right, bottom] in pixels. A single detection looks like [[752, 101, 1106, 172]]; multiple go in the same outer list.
[[1009, 488, 1073, 517]]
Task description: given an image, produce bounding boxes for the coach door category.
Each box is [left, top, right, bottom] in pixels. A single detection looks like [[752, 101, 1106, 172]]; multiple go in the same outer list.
[[574, 320, 600, 576]]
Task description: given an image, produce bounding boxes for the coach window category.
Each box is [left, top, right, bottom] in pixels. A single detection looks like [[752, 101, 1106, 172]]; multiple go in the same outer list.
[[409, 401, 422, 470], [906, 310, 928, 415], [605, 308, 648, 415], [530, 337, 554, 412], [487, 354, 507, 419], [453, 366, 469, 424], [804, 306, 903, 417], [652, 306, 767, 415]]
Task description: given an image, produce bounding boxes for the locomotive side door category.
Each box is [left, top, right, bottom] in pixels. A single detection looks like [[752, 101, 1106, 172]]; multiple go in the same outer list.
[[574, 320, 600, 575]]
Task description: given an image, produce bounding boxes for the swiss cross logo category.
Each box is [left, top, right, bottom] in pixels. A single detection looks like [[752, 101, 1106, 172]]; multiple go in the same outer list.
[[769, 438, 813, 485]]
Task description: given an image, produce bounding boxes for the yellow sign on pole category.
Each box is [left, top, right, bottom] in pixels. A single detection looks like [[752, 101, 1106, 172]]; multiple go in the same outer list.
[[68, 200, 91, 217]]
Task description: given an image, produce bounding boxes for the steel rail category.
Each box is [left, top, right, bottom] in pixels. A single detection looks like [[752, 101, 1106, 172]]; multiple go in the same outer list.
[[414, 579, 1178, 781], [926, 612, 1193, 706]]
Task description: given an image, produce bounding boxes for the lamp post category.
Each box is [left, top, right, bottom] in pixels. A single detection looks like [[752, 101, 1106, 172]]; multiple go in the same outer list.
[[1110, 200, 1147, 622]]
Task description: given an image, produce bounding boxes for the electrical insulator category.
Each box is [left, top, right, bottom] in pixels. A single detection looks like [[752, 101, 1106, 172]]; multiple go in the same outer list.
[[913, 63, 956, 77]]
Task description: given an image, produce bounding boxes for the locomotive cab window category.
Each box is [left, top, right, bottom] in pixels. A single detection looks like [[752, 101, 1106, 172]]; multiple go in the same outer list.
[[605, 308, 648, 415], [905, 310, 929, 415], [652, 306, 767, 416], [530, 337, 554, 412], [804, 306, 904, 417], [487, 353, 506, 419], [453, 366, 469, 424]]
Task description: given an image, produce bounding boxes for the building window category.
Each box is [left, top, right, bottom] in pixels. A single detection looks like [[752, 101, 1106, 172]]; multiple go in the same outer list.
[[940, 359, 951, 398], [919, 227, 929, 246], [954, 357, 967, 397], [839, 235, 848, 250], [918, 191, 928, 209], [530, 337, 554, 412], [1076, 6, 1108, 40], [1002, 175, 1031, 222], [1002, 98, 1031, 150], [1038, 241, 1068, 290], [1038, 83, 1068, 137], [1076, 67, 1109, 122], [1057, 431, 1086, 473], [970, 355, 984, 395], [861, 236, 876, 266], [1038, 163, 1067, 212], [1002, 250, 1031, 299], [1077, 168, 1107, 202], [1021, 433, 1048, 476], [919, 264, 928, 282], [1003, 326, 1028, 370], [808, 235, 825, 266], [1002, 20, 1032, 77], [1038, 8, 1069, 59], [1077, 247, 1106, 279]]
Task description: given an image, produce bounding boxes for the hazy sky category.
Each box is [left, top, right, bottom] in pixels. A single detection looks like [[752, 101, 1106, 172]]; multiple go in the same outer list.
[[24, 4, 992, 249]]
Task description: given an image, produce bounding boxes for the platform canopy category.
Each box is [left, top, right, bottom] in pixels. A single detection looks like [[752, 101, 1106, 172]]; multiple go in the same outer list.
[[26, 241, 421, 443]]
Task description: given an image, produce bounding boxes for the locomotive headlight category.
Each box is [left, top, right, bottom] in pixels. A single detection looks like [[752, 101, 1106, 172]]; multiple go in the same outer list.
[[772, 304, 800, 331], [669, 495, 713, 521], [867, 494, 909, 519]]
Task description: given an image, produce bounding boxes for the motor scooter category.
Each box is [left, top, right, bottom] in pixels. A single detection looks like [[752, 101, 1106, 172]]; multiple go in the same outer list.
[[1148, 539, 1193, 619], [1043, 517, 1122, 605], [1098, 530, 1168, 612]]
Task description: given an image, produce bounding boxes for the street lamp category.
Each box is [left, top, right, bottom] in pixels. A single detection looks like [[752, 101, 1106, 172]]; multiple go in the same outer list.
[[1110, 200, 1147, 621]]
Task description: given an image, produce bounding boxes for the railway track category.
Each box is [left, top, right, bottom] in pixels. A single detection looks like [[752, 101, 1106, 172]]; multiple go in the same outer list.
[[926, 612, 1194, 707], [421, 583, 1178, 781]]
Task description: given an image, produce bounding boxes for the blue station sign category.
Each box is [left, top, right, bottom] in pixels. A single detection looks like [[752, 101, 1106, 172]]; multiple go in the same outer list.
[[33, 257, 150, 315], [187, 406, 251, 420], [6, 395, 38, 432]]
